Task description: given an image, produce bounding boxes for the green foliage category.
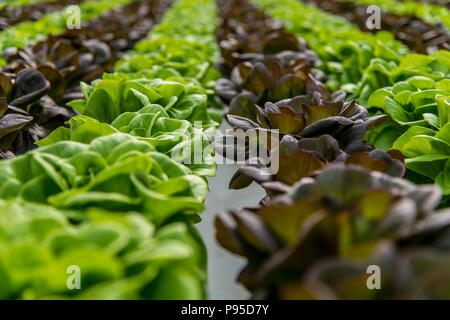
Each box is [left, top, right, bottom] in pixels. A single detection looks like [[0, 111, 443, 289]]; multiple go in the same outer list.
[[115, 37, 221, 109], [113, 0, 223, 116], [0, 133, 208, 225], [37, 110, 216, 177], [67, 74, 218, 130], [0, 200, 206, 299], [360, 51, 450, 105], [151, 0, 218, 44], [366, 71, 450, 194], [0, 0, 221, 301]]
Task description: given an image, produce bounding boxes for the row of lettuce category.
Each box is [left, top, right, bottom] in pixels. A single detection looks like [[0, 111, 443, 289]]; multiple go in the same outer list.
[[299, 0, 449, 54], [0, 0, 222, 299], [212, 0, 450, 299], [1, 0, 448, 300], [254, 0, 449, 203], [0, 0, 172, 159], [0, 0, 136, 66]]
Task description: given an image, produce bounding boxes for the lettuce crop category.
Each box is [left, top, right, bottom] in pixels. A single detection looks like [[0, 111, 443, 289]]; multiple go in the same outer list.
[[253, 0, 449, 198], [3, 0, 171, 105], [226, 91, 385, 146], [37, 110, 216, 177], [228, 134, 405, 190], [67, 74, 218, 130], [0, 0, 134, 66], [0, 199, 206, 299], [117, 37, 220, 90], [365, 63, 450, 195], [0, 68, 76, 158], [0, 0, 173, 157], [114, 0, 222, 116], [0, 133, 208, 224], [214, 0, 407, 197], [358, 51, 450, 105], [253, 0, 409, 95], [216, 165, 444, 298], [0, 0, 222, 301], [300, 0, 449, 54], [280, 232, 450, 299]]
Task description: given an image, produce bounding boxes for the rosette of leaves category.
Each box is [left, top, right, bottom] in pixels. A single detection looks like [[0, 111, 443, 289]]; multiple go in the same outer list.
[[217, 7, 317, 73], [225, 90, 387, 152], [366, 77, 449, 149], [116, 36, 220, 91], [217, 61, 329, 119], [215, 165, 442, 298], [365, 76, 449, 197], [279, 239, 450, 299], [393, 123, 449, 198], [228, 134, 405, 190], [114, 37, 223, 113], [0, 199, 206, 299], [284, 207, 450, 299], [3, 37, 113, 104], [357, 50, 450, 105], [0, 97, 32, 159], [0, 68, 74, 158], [67, 74, 218, 130], [215, 90, 389, 188], [37, 107, 216, 177], [0, 133, 208, 224]]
